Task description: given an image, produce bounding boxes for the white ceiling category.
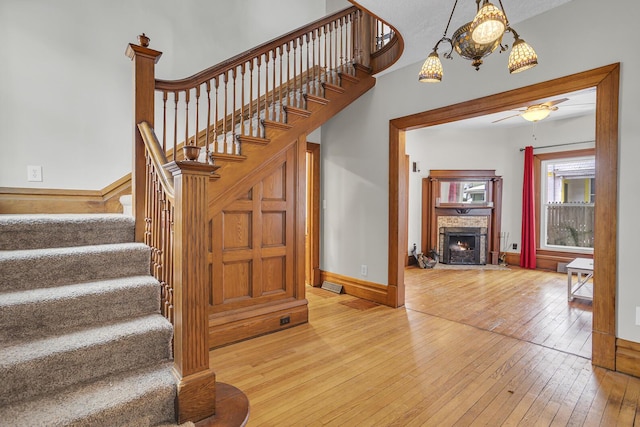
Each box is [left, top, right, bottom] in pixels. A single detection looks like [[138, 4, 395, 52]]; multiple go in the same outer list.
[[351, 0, 593, 129], [354, 0, 575, 75]]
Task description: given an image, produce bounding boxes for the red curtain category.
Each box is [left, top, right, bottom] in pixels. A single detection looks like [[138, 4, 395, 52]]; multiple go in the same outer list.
[[520, 146, 536, 269]]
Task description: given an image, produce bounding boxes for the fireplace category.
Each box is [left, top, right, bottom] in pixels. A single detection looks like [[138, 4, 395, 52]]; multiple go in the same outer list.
[[439, 227, 487, 265]]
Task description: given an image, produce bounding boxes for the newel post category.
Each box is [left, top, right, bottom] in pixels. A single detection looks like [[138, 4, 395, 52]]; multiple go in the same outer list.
[[165, 159, 218, 423], [353, 10, 372, 68], [126, 35, 162, 242]]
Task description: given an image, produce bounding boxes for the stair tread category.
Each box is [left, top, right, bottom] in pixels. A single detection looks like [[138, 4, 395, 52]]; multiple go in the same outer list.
[[0, 241, 147, 260], [1, 313, 171, 362], [0, 362, 176, 427], [0, 242, 151, 292], [0, 275, 161, 342], [0, 274, 158, 306], [0, 213, 135, 250]]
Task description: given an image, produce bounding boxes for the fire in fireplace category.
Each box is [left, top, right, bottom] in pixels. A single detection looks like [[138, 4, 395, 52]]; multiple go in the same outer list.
[[439, 227, 487, 265]]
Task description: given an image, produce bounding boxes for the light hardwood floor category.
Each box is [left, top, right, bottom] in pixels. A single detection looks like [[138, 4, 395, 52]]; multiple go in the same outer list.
[[208, 266, 639, 426]]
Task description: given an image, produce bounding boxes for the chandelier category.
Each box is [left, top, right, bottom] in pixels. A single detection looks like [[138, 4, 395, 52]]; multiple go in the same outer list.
[[419, 0, 538, 83]]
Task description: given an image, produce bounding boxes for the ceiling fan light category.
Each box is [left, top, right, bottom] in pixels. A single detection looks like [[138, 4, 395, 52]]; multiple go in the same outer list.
[[470, 2, 507, 44], [419, 50, 443, 83], [508, 37, 538, 74], [521, 105, 551, 122]]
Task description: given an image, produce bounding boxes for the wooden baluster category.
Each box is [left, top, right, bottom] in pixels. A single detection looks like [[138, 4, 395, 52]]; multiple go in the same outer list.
[[184, 89, 190, 147], [162, 91, 168, 152], [264, 52, 270, 120], [144, 156, 153, 250], [304, 33, 313, 94], [248, 60, 254, 137], [333, 21, 338, 82], [271, 49, 277, 122], [213, 76, 219, 153], [231, 67, 237, 154], [352, 11, 359, 65], [329, 23, 334, 83], [298, 37, 303, 106], [345, 15, 351, 73], [194, 86, 200, 148], [311, 30, 317, 95], [321, 25, 329, 82], [205, 81, 211, 163], [173, 91, 179, 161], [292, 41, 297, 106], [339, 17, 344, 74], [223, 70, 228, 154], [278, 46, 283, 111], [285, 42, 291, 106], [256, 55, 261, 128], [240, 64, 246, 137]]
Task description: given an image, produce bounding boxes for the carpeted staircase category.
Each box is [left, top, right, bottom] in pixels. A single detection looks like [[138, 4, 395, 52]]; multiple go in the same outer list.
[[0, 214, 182, 426]]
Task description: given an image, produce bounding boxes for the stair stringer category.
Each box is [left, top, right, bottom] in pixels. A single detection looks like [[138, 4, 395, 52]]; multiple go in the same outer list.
[[208, 68, 375, 210]]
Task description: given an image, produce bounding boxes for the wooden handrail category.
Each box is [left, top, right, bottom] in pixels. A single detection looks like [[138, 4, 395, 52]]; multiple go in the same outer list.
[[137, 121, 175, 199], [155, 7, 359, 91]]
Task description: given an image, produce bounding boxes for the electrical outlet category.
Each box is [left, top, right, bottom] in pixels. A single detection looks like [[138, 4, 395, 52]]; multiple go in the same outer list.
[[27, 165, 43, 182], [512, 243, 518, 250], [280, 316, 290, 326], [361, 264, 368, 276]]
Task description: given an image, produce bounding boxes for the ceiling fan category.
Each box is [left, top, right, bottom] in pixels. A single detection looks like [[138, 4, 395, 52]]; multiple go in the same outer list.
[[492, 98, 569, 123]]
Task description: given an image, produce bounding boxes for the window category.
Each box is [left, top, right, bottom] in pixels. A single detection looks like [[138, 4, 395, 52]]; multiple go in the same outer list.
[[540, 155, 595, 253]]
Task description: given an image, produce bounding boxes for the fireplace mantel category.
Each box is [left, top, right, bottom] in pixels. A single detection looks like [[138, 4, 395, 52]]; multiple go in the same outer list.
[[422, 170, 502, 265]]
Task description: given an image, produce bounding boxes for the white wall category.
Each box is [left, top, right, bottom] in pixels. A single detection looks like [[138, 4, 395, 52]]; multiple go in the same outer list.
[[0, 0, 325, 190], [320, 0, 640, 342], [406, 114, 596, 256]]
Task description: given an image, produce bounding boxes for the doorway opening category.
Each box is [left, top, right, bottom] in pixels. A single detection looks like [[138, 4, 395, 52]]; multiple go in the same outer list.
[[388, 64, 619, 369]]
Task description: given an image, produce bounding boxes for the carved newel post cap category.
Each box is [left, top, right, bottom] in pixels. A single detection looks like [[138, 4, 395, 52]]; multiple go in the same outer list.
[[138, 33, 150, 47], [183, 145, 202, 161]]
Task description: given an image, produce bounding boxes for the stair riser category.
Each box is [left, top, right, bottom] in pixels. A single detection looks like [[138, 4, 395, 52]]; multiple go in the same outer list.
[[0, 363, 176, 427], [0, 214, 135, 250], [0, 278, 161, 342], [0, 244, 151, 292], [0, 322, 172, 406]]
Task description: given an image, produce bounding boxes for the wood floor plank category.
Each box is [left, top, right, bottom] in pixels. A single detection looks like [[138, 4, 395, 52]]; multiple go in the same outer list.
[[205, 269, 640, 426]]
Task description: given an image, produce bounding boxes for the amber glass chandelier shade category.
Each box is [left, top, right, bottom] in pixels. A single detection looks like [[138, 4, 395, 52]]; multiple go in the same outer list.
[[470, 2, 507, 44], [508, 38, 538, 73], [418, 51, 444, 83]]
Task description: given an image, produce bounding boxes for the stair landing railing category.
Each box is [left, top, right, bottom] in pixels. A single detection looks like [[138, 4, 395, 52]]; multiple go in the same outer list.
[[126, 5, 401, 424]]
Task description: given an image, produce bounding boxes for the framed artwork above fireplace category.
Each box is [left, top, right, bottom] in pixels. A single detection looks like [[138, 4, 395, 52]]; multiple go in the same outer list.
[[422, 170, 502, 265]]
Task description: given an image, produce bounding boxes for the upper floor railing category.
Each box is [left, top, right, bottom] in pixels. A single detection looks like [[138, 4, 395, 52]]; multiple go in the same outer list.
[[148, 6, 400, 166]]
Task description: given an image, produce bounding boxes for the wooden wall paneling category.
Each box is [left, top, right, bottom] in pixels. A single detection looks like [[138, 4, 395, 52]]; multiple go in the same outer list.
[[208, 142, 308, 348], [0, 174, 131, 214], [389, 64, 620, 370]]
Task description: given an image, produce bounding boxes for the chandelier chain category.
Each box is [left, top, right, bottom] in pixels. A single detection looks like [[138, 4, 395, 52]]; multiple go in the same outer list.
[[497, 0, 510, 26], [442, 0, 459, 38]]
